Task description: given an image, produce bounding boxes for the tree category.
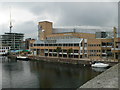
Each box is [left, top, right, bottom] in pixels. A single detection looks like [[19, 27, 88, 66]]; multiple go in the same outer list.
[[67, 48, 73, 58], [56, 47, 62, 57]]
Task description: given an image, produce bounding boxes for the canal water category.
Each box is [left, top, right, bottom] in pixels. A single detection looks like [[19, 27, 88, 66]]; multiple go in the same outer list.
[[1, 56, 105, 88]]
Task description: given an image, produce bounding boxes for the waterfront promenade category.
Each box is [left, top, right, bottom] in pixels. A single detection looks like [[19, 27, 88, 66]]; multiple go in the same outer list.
[[77, 63, 119, 89], [28, 56, 118, 66], [8, 55, 118, 66]]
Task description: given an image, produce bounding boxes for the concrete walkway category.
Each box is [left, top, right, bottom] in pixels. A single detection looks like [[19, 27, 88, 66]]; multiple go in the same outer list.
[[77, 63, 119, 89]]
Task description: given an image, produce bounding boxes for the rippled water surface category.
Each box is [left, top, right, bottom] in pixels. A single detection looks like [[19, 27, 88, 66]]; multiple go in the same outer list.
[[1, 56, 103, 88]]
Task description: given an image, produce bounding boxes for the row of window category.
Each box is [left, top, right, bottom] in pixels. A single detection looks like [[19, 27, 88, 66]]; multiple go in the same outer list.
[[47, 36, 74, 40], [34, 43, 80, 47], [0, 50, 6, 52], [89, 50, 101, 52], [0, 47, 10, 49], [89, 54, 101, 56], [33, 49, 103, 54], [34, 43, 113, 47], [102, 42, 113, 46], [88, 44, 101, 47]]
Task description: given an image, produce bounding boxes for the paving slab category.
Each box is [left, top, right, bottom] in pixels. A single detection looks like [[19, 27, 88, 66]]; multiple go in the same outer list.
[[77, 63, 119, 89]]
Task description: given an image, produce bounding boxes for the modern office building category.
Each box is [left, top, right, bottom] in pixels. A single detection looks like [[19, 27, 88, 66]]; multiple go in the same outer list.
[[30, 21, 120, 61], [0, 33, 24, 50], [0, 35, 11, 55]]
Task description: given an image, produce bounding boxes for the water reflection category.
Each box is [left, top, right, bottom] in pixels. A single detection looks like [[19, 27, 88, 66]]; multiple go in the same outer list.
[[2, 56, 102, 88], [92, 67, 108, 72]]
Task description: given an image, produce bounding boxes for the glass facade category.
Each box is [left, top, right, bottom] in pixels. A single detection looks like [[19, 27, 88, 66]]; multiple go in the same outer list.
[[1, 33, 24, 50]]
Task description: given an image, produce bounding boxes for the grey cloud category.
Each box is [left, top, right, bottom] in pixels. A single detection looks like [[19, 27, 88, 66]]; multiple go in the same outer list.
[[1, 2, 118, 39], [54, 2, 117, 27], [13, 21, 38, 39], [21, 2, 118, 27], [3, 2, 117, 27]]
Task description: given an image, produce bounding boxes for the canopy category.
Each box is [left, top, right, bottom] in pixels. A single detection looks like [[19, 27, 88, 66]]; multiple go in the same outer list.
[[10, 49, 30, 53]]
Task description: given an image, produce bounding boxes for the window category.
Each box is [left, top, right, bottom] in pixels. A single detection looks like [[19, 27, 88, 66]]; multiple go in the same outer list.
[[49, 49, 52, 52], [74, 50, 79, 53], [74, 44, 79, 46], [45, 44, 48, 46], [84, 43, 87, 47], [63, 49, 67, 52], [85, 54, 87, 57], [81, 43, 83, 46], [80, 50, 82, 53], [49, 44, 52, 46], [63, 44, 65, 46], [84, 50, 87, 53], [70, 44, 73, 46], [41, 44, 44, 46], [102, 42, 106, 46]]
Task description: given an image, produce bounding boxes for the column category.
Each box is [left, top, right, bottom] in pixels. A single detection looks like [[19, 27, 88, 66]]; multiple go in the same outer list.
[[48, 49, 49, 57]]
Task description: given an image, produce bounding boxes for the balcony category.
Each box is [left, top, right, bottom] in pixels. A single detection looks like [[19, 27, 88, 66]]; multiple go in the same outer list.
[[102, 53, 107, 54], [111, 48, 120, 53], [111, 48, 120, 50], [102, 46, 112, 47]]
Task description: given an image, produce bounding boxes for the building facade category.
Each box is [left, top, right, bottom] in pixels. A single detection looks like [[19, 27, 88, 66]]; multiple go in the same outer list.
[[0, 46, 10, 55], [25, 38, 36, 50], [30, 21, 120, 61], [111, 27, 120, 60], [0, 33, 24, 50], [0, 35, 11, 55]]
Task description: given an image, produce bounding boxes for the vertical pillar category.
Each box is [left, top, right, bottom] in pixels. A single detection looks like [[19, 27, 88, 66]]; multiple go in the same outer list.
[[52, 49, 54, 57], [36, 48, 37, 56], [40, 49, 42, 56], [79, 50, 80, 59], [114, 53, 116, 60], [38, 49, 39, 56], [48, 49, 49, 57], [62, 44, 63, 58], [62, 49, 63, 58], [73, 49, 74, 58], [67, 49, 69, 58], [73, 43, 74, 58], [32, 49, 34, 56]]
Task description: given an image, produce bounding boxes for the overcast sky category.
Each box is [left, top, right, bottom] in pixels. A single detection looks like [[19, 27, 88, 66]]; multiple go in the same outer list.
[[0, 2, 118, 39]]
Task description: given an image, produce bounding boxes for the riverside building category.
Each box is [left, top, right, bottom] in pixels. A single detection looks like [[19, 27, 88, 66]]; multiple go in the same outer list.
[[25, 38, 36, 50], [0, 33, 24, 50], [30, 21, 120, 61], [0, 35, 11, 55]]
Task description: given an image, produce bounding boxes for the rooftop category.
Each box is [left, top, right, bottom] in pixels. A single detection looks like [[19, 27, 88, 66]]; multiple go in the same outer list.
[[53, 26, 113, 34]]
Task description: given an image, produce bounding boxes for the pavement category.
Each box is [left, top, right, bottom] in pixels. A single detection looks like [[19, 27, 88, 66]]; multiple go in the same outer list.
[[77, 63, 119, 89], [0, 63, 2, 90]]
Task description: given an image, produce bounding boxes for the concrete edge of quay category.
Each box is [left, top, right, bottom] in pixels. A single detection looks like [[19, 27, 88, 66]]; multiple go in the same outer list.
[[28, 56, 118, 66], [77, 63, 119, 89], [7, 55, 118, 66]]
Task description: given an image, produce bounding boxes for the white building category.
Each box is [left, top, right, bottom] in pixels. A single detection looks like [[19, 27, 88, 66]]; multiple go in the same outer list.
[[0, 46, 11, 55], [0, 36, 11, 55]]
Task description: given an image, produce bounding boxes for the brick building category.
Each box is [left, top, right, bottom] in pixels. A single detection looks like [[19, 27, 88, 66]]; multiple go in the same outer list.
[[30, 21, 120, 61], [25, 38, 36, 50]]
